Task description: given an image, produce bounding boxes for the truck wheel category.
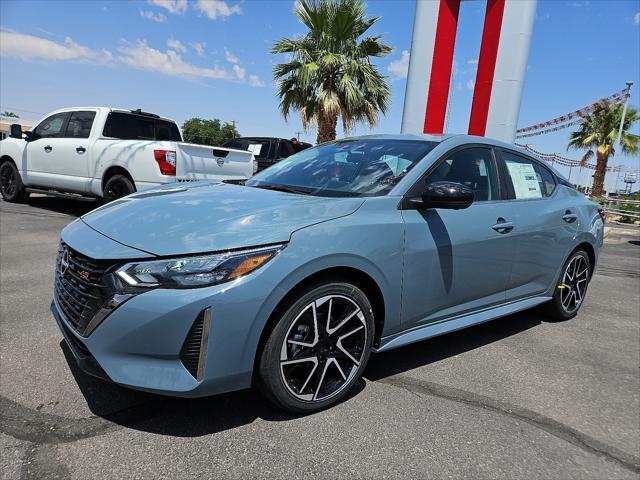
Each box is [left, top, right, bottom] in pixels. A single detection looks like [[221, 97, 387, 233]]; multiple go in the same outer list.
[[103, 174, 135, 203], [0, 160, 29, 203]]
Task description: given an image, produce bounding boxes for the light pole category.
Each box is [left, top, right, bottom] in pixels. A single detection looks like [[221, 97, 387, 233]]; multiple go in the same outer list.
[[617, 81, 633, 147]]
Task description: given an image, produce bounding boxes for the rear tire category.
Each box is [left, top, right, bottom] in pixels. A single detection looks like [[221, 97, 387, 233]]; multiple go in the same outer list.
[[257, 280, 375, 413], [0, 160, 29, 203], [102, 174, 135, 203], [543, 249, 591, 321]]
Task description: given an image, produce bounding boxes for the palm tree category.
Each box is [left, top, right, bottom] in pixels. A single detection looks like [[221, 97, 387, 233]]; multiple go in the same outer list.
[[2, 111, 19, 118], [272, 0, 392, 144], [568, 103, 639, 196]]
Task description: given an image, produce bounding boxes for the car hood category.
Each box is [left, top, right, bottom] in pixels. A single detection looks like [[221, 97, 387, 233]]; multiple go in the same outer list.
[[81, 182, 364, 256]]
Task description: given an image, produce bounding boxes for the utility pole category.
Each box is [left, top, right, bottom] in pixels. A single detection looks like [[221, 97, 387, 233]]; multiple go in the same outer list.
[[230, 120, 238, 130], [294, 131, 303, 141]]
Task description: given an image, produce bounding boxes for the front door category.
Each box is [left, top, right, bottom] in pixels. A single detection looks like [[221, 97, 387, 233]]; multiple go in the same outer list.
[[401, 146, 515, 328]]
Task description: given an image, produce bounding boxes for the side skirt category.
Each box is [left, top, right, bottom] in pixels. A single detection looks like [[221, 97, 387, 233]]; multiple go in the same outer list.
[[374, 296, 551, 353]]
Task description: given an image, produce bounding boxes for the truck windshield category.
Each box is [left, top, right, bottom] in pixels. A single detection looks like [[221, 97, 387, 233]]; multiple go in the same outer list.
[[103, 112, 182, 141], [245, 139, 438, 197]]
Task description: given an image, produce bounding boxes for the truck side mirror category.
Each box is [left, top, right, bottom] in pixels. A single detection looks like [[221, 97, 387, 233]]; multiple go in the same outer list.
[[9, 124, 23, 139]]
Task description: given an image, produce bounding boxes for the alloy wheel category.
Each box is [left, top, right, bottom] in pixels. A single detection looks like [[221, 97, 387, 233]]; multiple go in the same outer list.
[[280, 295, 367, 402], [559, 254, 589, 314], [0, 164, 16, 197]]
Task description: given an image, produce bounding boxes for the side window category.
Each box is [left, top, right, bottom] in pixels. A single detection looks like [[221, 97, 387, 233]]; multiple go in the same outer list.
[[501, 151, 545, 200], [103, 112, 154, 140], [277, 140, 295, 159], [34, 113, 68, 139], [426, 147, 498, 201], [65, 111, 96, 138], [535, 163, 557, 196]]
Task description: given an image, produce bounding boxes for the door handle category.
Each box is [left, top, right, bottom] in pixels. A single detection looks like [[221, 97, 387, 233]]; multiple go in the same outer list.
[[76, 146, 86, 154], [492, 218, 514, 234], [44, 145, 52, 153], [562, 211, 578, 223]]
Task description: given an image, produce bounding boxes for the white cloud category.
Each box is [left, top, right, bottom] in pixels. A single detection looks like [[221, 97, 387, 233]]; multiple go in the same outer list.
[[224, 48, 239, 64], [167, 38, 187, 53], [140, 10, 167, 22], [118, 40, 230, 80], [387, 50, 409, 80], [0, 31, 112, 64], [466, 79, 475, 90], [195, 0, 241, 20], [634, 12, 640, 25], [232, 64, 245, 80], [147, 0, 188, 15], [191, 42, 206, 57], [467, 59, 478, 65], [249, 75, 265, 87]]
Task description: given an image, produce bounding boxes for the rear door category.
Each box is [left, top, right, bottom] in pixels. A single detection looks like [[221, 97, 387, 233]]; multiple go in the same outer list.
[[401, 146, 516, 328], [495, 149, 579, 300]]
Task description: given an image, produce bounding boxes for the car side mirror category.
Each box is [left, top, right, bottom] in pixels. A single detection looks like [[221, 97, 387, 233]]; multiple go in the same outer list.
[[413, 181, 474, 210], [9, 124, 22, 139]]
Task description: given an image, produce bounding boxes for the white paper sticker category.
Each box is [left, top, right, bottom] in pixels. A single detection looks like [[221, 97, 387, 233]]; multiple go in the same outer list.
[[248, 143, 263, 155], [506, 161, 542, 199]]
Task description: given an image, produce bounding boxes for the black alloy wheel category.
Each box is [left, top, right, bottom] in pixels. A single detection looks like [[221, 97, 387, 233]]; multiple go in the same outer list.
[[102, 174, 136, 203], [0, 161, 28, 203]]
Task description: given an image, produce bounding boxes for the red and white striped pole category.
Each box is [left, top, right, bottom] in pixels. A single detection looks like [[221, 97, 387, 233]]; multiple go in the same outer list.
[[401, 0, 537, 143]]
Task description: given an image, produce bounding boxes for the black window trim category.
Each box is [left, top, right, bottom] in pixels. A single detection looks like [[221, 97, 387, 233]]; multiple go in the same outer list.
[[494, 147, 559, 201], [400, 143, 505, 210], [101, 111, 182, 141]]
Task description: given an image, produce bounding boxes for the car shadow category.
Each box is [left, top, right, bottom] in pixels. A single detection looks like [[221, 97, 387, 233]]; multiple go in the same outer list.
[[24, 195, 98, 217], [60, 310, 543, 437]]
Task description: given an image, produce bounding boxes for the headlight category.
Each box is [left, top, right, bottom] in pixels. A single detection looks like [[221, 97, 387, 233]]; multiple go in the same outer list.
[[115, 244, 285, 289]]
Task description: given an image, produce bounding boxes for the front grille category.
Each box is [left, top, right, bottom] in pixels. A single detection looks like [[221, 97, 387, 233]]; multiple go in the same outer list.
[[180, 308, 211, 381], [54, 241, 114, 336]]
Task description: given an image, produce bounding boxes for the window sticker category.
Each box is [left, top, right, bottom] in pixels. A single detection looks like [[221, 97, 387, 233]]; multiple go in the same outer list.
[[506, 160, 542, 199], [248, 144, 263, 155], [381, 155, 413, 175]]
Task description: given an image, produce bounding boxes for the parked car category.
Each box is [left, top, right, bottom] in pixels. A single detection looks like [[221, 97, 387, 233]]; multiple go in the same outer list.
[[0, 107, 255, 203], [222, 136, 311, 172], [51, 134, 603, 412]]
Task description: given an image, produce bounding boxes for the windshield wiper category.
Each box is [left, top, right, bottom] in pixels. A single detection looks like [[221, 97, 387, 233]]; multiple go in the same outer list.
[[251, 184, 312, 195]]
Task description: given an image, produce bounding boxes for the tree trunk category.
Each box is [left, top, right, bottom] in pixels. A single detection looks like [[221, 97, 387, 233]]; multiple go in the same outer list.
[[316, 113, 338, 144], [590, 146, 609, 197]]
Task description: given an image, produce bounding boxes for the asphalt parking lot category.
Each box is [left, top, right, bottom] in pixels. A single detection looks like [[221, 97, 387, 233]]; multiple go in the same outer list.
[[1, 196, 639, 480]]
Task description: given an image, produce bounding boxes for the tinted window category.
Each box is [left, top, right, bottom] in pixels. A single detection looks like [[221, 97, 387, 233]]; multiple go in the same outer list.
[[427, 147, 497, 201], [277, 140, 295, 159], [535, 163, 556, 196], [34, 113, 68, 139], [501, 151, 546, 200], [103, 112, 181, 141], [246, 139, 438, 197], [65, 111, 96, 138]]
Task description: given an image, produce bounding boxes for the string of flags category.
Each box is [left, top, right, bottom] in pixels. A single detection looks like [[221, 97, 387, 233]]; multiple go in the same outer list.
[[515, 85, 632, 139], [515, 143, 621, 171]]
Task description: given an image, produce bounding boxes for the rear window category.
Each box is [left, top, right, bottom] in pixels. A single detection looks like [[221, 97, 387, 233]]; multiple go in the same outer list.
[[102, 112, 182, 141], [223, 138, 272, 159]]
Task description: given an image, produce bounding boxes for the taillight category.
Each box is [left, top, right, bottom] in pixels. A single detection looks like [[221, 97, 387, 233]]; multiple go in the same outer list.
[[154, 150, 176, 176], [598, 208, 606, 223]]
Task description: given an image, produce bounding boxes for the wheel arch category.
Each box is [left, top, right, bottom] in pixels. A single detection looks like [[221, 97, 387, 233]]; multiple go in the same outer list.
[[101, 166, 135, 192], [251, 265, 386, 384], [572, 241, 596, 276], [0, 154, 16, 167]]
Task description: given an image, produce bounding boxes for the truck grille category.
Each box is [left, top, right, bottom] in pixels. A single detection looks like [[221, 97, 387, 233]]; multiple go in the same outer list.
[[54, 242, 114, 336]]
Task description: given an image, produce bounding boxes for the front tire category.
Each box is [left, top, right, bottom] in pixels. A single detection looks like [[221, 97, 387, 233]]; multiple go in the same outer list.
[[0, 160, 29, 203], [102, 174, 135, 203], [258, 281, 375, 413], [544, 249, 591, 321]]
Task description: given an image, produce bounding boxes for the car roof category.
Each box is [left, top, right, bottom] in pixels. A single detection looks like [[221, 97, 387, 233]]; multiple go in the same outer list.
[[43, 107, 175, 123]]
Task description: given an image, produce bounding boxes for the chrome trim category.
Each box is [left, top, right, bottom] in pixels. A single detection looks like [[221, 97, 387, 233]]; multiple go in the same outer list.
[[196, 307, 212, 382], [83, 294, 134, 337]]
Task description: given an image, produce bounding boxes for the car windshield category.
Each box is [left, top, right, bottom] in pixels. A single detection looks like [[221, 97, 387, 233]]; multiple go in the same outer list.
[[245, 139, 438, 197]]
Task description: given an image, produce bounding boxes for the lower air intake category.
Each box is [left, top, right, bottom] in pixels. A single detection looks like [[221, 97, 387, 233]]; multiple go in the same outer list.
[[179, 308, 211, 381]]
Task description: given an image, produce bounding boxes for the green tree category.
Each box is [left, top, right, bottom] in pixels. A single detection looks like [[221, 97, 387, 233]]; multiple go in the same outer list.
[[568, 103, 639, 197], [181, 118, 240, 146], [2, 111, 19, 118], [272, 0, 392, 144]]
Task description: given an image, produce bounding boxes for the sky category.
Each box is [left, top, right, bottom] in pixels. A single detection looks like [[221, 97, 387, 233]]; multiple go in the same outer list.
[[1, 0, 639, 191]]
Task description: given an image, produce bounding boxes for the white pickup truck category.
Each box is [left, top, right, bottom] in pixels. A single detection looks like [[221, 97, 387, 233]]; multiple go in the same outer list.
[[0, 107, 256, 203]]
